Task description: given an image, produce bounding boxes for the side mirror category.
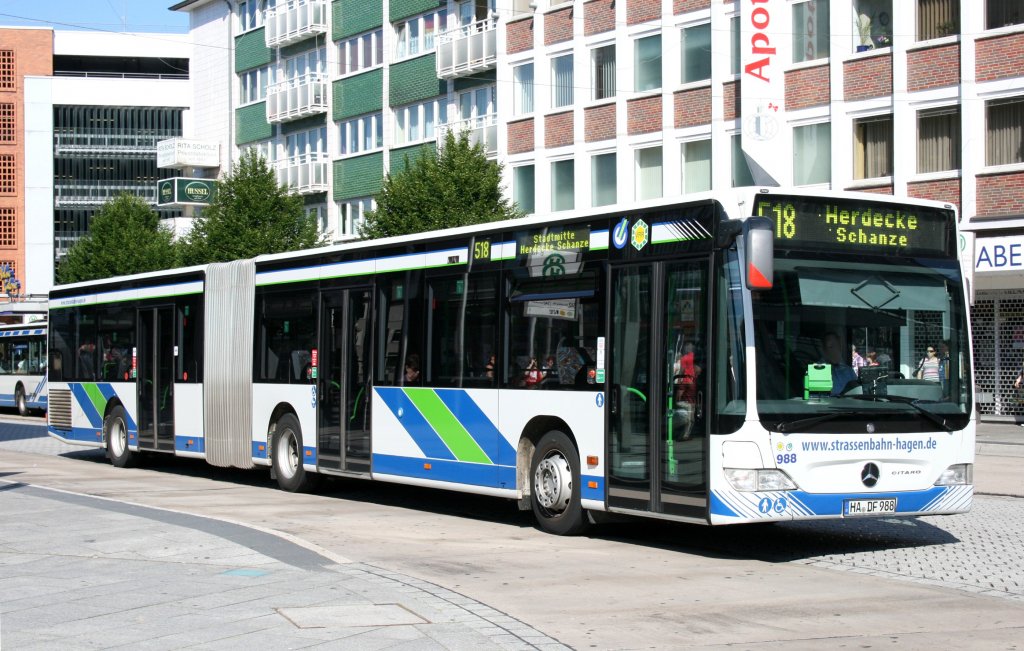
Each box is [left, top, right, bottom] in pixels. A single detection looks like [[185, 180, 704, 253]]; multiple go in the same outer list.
[[743, 217, 774, 291]]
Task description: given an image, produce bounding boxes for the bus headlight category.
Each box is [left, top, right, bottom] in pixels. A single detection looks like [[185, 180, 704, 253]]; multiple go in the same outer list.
[[724, 468, 797, 492], [934, 463, 972, 486]]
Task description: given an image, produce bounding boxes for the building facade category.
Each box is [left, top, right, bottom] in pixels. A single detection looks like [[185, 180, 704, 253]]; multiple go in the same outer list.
[[172, 0, 1024, 417]]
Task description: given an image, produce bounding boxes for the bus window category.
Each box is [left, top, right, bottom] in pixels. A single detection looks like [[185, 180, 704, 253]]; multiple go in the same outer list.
[[97, 305, 135, 382], [176, 297, 203, 382], [74, 308, 98, 381], [376, 271, 425, 386], [255, 289, 317, 384], [427, 273, 498, 387]]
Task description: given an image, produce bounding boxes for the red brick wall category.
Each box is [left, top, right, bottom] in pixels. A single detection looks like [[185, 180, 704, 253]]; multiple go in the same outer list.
[[846, 184, 894, 195], [674, 87, 711, 128], [585, 103, 616, 142], [977, 172, 1024, 216], [908, 178, 961, 212], [844, 54, 892, 101], [628, 95, 662, 135], [508, 118, 535, 155], [786, 65, 829, 110], [976, 33, 1024, 83], [723, 80, 739, 120], [674, 0, 711, 14], [584, 0, 615, 36], [544, 6, 574, 46], [907, 44, 959, 92], [627, 0, 660, 26], [545, 111, 574, 148], [507, 17, 534, 55], [0, 28, 53, 293]]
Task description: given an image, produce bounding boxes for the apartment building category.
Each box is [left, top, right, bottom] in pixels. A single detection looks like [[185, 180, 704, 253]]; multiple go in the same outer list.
[[0, 27, 190, 299], [171, 0, 1024, 416]]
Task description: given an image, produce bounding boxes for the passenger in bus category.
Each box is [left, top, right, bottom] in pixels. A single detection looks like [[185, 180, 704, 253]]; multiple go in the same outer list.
[[673, 342, 702, 440], [522, 357, 544, 388], [404, 354, 421, 385], [77, 342, 97, 380], [484, 354, 496, 380], [821, 332, 857, 396], [866, 351, 880, 367]]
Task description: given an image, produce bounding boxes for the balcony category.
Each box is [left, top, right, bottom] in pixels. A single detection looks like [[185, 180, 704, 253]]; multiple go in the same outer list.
[[437, 114, 497, 158], [54, 130, 171, 157], [266, 73, 328, 123], [54, 181, 159, 208], [436, 16, 497, 80], [265, 0, 328, 48], [277, 153, 329, 194]]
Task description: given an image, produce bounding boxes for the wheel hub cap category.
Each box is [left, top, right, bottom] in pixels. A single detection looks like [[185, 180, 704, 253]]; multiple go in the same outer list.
[[535, 453, 572, 511]]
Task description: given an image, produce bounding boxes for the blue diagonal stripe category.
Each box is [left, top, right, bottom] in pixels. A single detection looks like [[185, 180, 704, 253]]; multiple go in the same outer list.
[[434, 390, 515, 466], [96, 383, 137, 430], [375, 387, 456, 460], [69, 383, 103, 429]]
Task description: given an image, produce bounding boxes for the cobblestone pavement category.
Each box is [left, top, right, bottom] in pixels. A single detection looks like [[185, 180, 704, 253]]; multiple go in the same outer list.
[[4, 416, 1023, 610]]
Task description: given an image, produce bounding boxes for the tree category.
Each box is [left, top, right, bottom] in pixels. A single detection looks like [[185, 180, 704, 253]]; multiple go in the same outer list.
[[56, 194, 177, 284], [179, 148, 324, 265], [360, 130, 521, 240]]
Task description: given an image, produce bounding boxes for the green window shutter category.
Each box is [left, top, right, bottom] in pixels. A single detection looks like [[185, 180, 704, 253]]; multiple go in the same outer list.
[[334, 0, 384, 40], [333, 69, 385, 121], [389, 55, 446, 107], [235, 29, 273, 72], [390, 0, 442, 23], [235, 103, 273, 145], [334, 152, 384, 201], [389, 142, 437, 173]]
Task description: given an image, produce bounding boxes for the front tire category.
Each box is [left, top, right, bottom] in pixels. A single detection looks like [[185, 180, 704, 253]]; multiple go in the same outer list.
[[105, 405, 133, 468], [531, 430, 588, 535], [15, 384, 28, 417], [271, 413, 317, 493]]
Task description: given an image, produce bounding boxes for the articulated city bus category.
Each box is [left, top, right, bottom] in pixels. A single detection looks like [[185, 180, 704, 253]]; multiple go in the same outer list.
[[0, 320, 47, 416], [47, 189, 973, 534]]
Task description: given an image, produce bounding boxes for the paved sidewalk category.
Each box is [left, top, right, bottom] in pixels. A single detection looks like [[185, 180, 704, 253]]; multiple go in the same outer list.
[[0, 481, 566, 650]]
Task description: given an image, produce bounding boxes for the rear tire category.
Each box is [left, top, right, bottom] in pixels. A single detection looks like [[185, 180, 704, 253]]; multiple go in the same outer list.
[[531, 430, 589, 536], [271, 413, 318, 493], [15, 384, 28, 417], [105, 405, 133, 468]]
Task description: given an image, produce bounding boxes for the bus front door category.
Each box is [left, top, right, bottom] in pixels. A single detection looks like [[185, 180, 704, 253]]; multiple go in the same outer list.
[[607, 261, 709, 520], [136, 306, 175, 451], [318, 288, 372, 474]]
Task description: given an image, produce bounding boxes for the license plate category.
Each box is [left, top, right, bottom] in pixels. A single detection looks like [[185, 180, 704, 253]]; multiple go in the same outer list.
[[844, 498, 897, 516]]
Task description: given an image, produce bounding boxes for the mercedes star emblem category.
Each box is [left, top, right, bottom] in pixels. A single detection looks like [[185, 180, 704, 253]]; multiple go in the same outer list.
[[861, 462, 880, 488]]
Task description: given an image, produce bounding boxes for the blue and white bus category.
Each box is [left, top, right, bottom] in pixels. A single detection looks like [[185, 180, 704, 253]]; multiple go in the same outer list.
[[0, 320, 47, 416], [46, 189, 974, 534]]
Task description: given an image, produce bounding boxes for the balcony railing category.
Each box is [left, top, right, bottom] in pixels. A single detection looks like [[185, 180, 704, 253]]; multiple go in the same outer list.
[[266, 73, 328, 123], [436, 16, 497, 80], [54, 182, 159, 208], [276, 153, 329, 194], [54, 130, 172, 156], [265, 0, 328, 48], [437, 114, 497, 157]]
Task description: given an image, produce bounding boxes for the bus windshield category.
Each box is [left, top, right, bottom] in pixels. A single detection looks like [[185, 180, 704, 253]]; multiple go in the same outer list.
[[753, 252, 971, 433]]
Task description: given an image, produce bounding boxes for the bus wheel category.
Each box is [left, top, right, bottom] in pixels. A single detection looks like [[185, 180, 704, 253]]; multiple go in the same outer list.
[[531, 430, 588, 536], [272, 413, 316, 493], [15, 385, 28, 417], [105, 405, 133, 468]]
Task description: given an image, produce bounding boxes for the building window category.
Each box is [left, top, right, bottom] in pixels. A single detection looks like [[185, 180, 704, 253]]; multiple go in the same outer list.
[[635, 34, 662, 92], [794, 122, 831, 185], [681, 23, 711, 83], [339, 113, 383, 156], [239, 65, 274, 104], [513, 165, 535, 214], [917, 0, 959, 40], [338, 197, 374, 237], [513, 63, 534, 115], [282, 48, 325, 82], [592, 45, 616, 101], [636, 146, 663, 200], [853, 115, 893, 179], [244, 139, 277, 166], [0, 154, 14, 194], [552, 159, 575, 211], [731, 135, 755, 187], [0, 50, 12, 90], [730, 17, 740, 76], [592, 152, 616, 207], [0, 208, 15, 248], [987, 0, 1023, 29], [918, 108, 960, 172], [394, 98, 447, 147], [238, 0, 273, 32], [0, 103, 13, 143], [339, 29, 384, 76], [793, 1, 830, 62], [854, 0, 893, 51], [552, 54, 574, 108], [395, 9, 447, 59], [986, 98, 1024, 166], [285, 127, 327, 160], [682, 139, 711, 194]]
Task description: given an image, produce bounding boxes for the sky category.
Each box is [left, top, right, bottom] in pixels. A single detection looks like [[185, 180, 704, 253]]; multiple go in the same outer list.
[[0, 0, 189, 34]]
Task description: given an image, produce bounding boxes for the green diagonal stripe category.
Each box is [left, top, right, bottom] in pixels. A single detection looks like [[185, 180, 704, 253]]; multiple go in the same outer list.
[[404, 388, 491, 464], [82, 383, 108, 416]]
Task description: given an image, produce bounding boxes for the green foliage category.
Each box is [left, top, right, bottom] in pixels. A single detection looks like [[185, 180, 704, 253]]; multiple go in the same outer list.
[[360, 131, 521, 240], [56, 194, 177, 284], [179, 148, 324, 265]]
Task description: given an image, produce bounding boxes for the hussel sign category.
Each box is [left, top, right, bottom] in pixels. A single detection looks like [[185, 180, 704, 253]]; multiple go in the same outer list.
[[740, 0, 789, 185], [157, 177, 218, 206]]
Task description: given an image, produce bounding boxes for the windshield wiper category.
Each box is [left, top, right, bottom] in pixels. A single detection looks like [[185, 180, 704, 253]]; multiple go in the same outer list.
[[774, 409, 876, 433], [845, 394, 953, 432]]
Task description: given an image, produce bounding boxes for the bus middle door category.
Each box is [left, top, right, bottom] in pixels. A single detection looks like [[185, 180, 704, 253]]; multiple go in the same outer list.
[[136, 305, 175, 452]]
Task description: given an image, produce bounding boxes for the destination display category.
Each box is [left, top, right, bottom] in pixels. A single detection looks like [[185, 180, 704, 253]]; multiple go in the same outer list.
[[754, 196, 953, 255]]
